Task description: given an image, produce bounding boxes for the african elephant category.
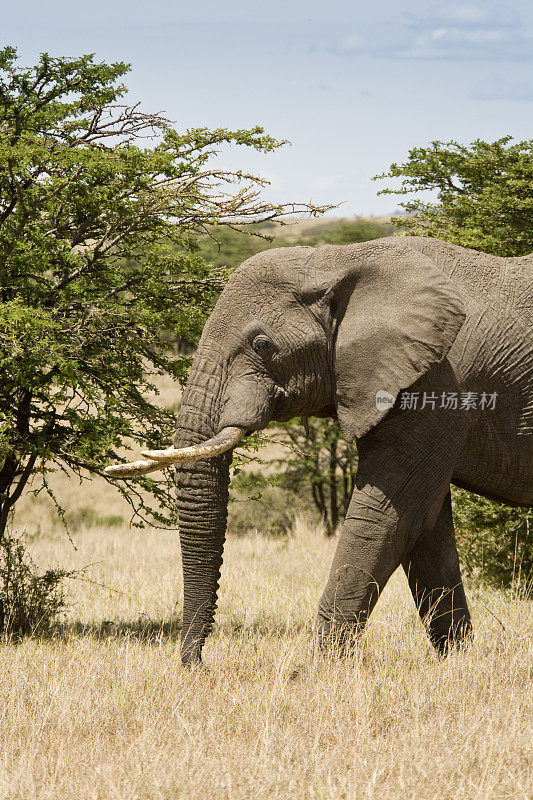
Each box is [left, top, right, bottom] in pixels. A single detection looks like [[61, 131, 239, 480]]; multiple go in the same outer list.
[[106, 236, 533, 665]]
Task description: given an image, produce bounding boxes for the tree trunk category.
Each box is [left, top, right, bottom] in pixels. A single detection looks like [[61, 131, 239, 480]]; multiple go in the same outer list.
[[0, 391, 34, 541]]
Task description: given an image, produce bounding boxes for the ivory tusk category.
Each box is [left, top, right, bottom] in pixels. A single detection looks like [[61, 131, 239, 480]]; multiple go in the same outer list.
[[104, 459, 165, 478], [141, 426, 247, 464], [104, 427, 247, 478]]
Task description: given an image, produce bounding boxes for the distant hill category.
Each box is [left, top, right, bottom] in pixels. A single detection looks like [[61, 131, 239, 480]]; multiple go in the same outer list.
[[264, 214, 395, 243], [199, 216, 396, 270]]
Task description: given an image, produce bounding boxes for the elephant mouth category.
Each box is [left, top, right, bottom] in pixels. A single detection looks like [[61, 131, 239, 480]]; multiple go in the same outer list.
[[217, 383, 289, 432], [271, 385, 291, 417]]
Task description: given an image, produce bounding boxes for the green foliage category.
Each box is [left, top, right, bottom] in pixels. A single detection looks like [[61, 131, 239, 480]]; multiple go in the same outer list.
[[197, 217, 394, 273], [66, 506, 124, 531], [0, 532, 70, 636], [229, 416, 360, 540], [228, 470, 302, 537], [273, 419, 358, 536], [0, 47, 323, 534], [375, 136, 533, 256], [452, 489, 532, 589]]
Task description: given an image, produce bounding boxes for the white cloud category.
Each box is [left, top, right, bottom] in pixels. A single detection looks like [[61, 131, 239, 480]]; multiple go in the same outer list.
[[394, 24, 528, 59], [405, 3, 520, 30], [325, 2, 530, 62], [470, 74, 533, 101], [327, 33, 368, 56], [393, 2, 529, 60]]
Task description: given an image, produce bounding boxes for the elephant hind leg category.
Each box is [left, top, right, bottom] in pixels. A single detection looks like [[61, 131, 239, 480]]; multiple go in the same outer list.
[[402, 491, 472, 655]]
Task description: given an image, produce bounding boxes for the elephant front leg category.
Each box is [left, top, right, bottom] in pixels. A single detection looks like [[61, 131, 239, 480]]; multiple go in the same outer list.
[[316, 492, 406, 651], [316, 393, 470, 653], [402, 491, 472, 654]]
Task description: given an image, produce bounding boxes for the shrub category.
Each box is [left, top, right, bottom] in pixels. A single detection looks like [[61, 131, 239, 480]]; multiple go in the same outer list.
[[376, 136, 533, 256], [452, 488, 532, 589], [228, 470, 313, 537], [0, 532, 70, 637], [0, 46, 325, 538]]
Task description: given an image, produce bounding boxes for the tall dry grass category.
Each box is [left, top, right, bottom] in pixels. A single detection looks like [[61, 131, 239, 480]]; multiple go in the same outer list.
[[1, 470, 531, 799]]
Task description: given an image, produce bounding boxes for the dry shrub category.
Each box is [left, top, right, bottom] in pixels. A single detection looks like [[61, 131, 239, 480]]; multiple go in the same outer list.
[[0, 532, 70, 637]]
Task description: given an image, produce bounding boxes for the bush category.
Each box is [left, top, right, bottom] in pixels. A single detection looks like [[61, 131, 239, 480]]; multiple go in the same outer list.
[[0, 47, 324, 538], [228, 470, 313, 537], [376, 136, 533, 256], [198, 224, 279, 270], [452, 488, 532, 589], [0, 533, 70, 637]]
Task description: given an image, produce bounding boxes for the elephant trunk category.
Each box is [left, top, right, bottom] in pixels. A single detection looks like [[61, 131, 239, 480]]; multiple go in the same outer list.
[[172, 352, 233, 665]]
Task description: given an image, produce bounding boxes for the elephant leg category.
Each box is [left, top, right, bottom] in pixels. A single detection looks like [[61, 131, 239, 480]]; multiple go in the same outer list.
[[402, 491, 472, 654], [315, 456, 446, 651], [317, 371, 471, 652], [316, 508, 402, 651]]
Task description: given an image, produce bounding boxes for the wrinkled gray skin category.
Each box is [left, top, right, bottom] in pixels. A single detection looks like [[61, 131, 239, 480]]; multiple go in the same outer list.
[[174, 237, 533, 665]]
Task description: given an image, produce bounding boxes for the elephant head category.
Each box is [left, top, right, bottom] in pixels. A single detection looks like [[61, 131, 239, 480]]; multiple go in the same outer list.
[[106, 237, 466, 664]]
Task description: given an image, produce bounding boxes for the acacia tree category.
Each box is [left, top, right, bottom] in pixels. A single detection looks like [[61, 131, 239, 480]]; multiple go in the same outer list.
[[375, 136, 533, 256], [0, 47, 324, 538], [375, 137, 532, 587]]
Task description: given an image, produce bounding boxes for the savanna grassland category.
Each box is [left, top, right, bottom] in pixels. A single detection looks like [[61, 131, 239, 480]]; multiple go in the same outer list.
[[1, 49, 530, 798], [1, 442, 531, 800]]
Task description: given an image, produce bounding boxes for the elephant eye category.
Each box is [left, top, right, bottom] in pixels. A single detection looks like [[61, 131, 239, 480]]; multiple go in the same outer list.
[[251, 334, 275, 358]]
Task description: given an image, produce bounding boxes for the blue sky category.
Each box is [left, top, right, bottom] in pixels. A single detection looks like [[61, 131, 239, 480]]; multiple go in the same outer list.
[[3, 0, 533, 215]]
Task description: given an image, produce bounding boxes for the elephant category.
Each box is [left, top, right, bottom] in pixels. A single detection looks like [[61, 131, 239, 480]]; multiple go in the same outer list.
[[106, 236, 533, 665]]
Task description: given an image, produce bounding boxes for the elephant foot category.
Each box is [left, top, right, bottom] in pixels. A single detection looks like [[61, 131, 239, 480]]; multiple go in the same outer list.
[[315, 614, 364, 656], [429, 613, 473, 657], [181, 646, 204, 669], [413, 582, 473, 657], [181, 655, 212, 672]]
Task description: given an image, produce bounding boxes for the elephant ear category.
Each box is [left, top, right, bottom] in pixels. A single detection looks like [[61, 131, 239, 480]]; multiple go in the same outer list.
[[312, 240, 466, 441]]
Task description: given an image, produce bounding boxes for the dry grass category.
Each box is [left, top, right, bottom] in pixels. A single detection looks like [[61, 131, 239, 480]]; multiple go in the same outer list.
[[1, 472, 532, 800]]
